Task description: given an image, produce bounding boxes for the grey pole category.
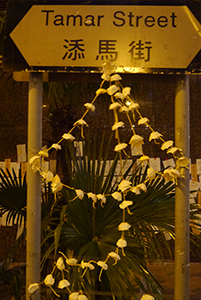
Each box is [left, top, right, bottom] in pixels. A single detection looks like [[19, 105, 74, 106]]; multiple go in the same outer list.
[[174, 75, 190, 300], [26, 72, 43, 300]]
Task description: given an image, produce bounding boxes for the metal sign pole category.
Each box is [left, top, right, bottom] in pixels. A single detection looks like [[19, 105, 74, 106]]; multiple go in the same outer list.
[[26, 72, 42, 300], [174, 75, 190, 300]]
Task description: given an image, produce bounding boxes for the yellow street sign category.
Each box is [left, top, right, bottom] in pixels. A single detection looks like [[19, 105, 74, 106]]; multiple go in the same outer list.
[[9, 5, 201, 70]]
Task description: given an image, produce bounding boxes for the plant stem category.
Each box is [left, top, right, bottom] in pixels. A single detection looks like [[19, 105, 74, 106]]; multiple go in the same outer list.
[[92, 207, 96, 239]]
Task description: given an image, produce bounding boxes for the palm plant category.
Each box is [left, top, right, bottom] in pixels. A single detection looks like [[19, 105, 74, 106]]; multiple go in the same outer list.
[[40, 134, 179, 300], [0, 136, 201, 300]]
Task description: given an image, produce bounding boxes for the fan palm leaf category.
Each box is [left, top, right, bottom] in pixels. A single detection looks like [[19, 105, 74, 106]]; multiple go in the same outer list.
[[0, 168, 61, 265], [0, 168, 26, 226]]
